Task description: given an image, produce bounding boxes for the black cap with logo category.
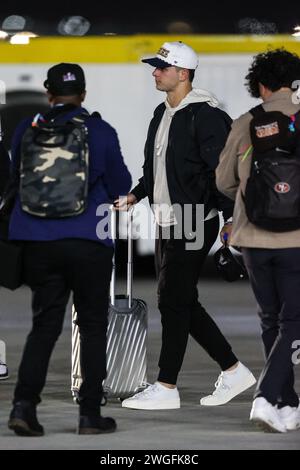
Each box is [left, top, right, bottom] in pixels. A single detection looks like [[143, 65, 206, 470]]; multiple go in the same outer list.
[[44, 63, 86, 96]]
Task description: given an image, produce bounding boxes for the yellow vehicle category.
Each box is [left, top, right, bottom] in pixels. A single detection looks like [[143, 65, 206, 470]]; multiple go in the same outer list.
[[0, 35, 298, 254]]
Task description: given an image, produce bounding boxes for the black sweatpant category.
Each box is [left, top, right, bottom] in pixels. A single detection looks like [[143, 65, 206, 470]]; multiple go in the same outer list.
[[155, 216, 238, 385], [243, 248, 300, 408], [14, 239, 113, 415]]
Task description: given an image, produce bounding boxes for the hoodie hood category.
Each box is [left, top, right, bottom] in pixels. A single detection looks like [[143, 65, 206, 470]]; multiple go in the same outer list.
[[165, 88, 219, 117], [155, 88, 219, 157]]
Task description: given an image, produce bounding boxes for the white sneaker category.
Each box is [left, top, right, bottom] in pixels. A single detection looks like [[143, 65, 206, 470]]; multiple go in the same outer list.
[[250, 397, 287, 433], [200, 362, 256, 406], [0, 360, 9, 380], [278, 404, 300, 431], [122, 382, 180, 410]]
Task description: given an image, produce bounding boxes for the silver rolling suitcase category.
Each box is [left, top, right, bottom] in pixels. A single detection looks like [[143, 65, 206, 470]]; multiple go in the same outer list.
[[71, 208, 148, 401]]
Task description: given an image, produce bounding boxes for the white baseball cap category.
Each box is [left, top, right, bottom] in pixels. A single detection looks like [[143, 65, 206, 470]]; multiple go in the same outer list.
[[142, 41, 198, 70]]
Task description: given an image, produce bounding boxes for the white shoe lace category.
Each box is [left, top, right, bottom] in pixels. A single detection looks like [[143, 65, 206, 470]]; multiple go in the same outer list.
[[211, 373, 230, 396], [132, 383, 160, 400]]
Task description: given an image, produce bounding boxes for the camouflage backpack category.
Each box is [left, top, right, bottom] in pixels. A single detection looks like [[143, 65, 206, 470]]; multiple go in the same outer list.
[[19, 111, 90, 218]]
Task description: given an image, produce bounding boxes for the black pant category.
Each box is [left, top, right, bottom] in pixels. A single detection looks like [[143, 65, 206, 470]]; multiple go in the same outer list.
[[14, 239, 113, 415], [243, 248, 300, 408], [155, 216, 238, 385]]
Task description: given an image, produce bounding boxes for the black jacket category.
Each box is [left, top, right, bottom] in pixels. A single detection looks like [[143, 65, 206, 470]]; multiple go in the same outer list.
[[132, 102, 234, 221], [0, 141, 10, 197]]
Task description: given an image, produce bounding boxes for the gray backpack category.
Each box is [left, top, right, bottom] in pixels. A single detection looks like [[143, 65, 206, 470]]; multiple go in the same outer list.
[[19, 112, 90, 218]]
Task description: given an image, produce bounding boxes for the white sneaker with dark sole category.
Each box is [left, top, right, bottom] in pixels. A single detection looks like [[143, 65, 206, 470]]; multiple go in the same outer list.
[[200, 362, 256, 406], [122, 382, 180, 410], [250, 397, 287, 433]]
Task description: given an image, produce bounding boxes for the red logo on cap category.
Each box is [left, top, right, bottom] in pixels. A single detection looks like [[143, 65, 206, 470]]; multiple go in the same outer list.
[[274, 182, 290, 194]]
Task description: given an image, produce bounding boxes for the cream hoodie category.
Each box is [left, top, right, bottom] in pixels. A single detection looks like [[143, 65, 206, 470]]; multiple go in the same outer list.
[[153, 88, 219, 226]]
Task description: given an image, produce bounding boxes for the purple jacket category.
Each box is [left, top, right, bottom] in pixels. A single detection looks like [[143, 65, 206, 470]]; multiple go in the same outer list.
[[9, 105, 131, 247]]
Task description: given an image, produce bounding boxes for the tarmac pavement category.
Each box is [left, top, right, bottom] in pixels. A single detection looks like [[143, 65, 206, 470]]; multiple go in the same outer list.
[[0, 277, 299, 450]]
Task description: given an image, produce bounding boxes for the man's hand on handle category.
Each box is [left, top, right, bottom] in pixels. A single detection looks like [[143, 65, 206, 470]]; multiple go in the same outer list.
[[114, 193, 138, 211], [220, 222, 233, 245]]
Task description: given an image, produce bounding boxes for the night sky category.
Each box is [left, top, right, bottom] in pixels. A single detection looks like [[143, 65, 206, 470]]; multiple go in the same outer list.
[[0, 1, 299, 35]]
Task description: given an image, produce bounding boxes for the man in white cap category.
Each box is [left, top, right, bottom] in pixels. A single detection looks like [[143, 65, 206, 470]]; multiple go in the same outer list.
[[115, 41, 256, 410]]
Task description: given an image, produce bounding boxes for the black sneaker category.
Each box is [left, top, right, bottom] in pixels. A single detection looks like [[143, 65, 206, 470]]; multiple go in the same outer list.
[[78, 415, 117, 435], [8, 401, 44, 437]]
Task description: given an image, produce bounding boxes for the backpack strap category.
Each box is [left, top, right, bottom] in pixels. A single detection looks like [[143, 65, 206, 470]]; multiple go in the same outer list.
[[249, 104, 265, 118], [70, 111, 90, 125], [71, 111, 102, 125]]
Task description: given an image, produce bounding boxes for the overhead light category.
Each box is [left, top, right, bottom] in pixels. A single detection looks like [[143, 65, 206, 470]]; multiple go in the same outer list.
[[57, 16, 90, 36], [166, 21, 193, 34], [10, 34, 30, 45], [292, 26, 300, 38], [0, 30, 8, 39], [2, 15, 26, 31], [10, 31, 38, 45], [238, 17, 277, 34]]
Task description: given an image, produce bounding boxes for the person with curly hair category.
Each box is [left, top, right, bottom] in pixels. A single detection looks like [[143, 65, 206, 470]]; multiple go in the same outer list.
[[216, 48, 300, 433], [245, 48, 300, 98]]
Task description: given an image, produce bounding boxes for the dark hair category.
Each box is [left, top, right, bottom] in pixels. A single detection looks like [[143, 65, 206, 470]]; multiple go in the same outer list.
[[188, 69, 195, 83], [245, 48, 300, 98], [175, 67, 195, 83]]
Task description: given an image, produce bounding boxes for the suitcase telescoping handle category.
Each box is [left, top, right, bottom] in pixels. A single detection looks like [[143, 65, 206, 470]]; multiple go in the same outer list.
[[110, 205, 134, 308]]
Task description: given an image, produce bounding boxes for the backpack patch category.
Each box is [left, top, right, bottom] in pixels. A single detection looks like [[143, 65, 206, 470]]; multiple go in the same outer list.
[[243, 104, 300, 232]]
